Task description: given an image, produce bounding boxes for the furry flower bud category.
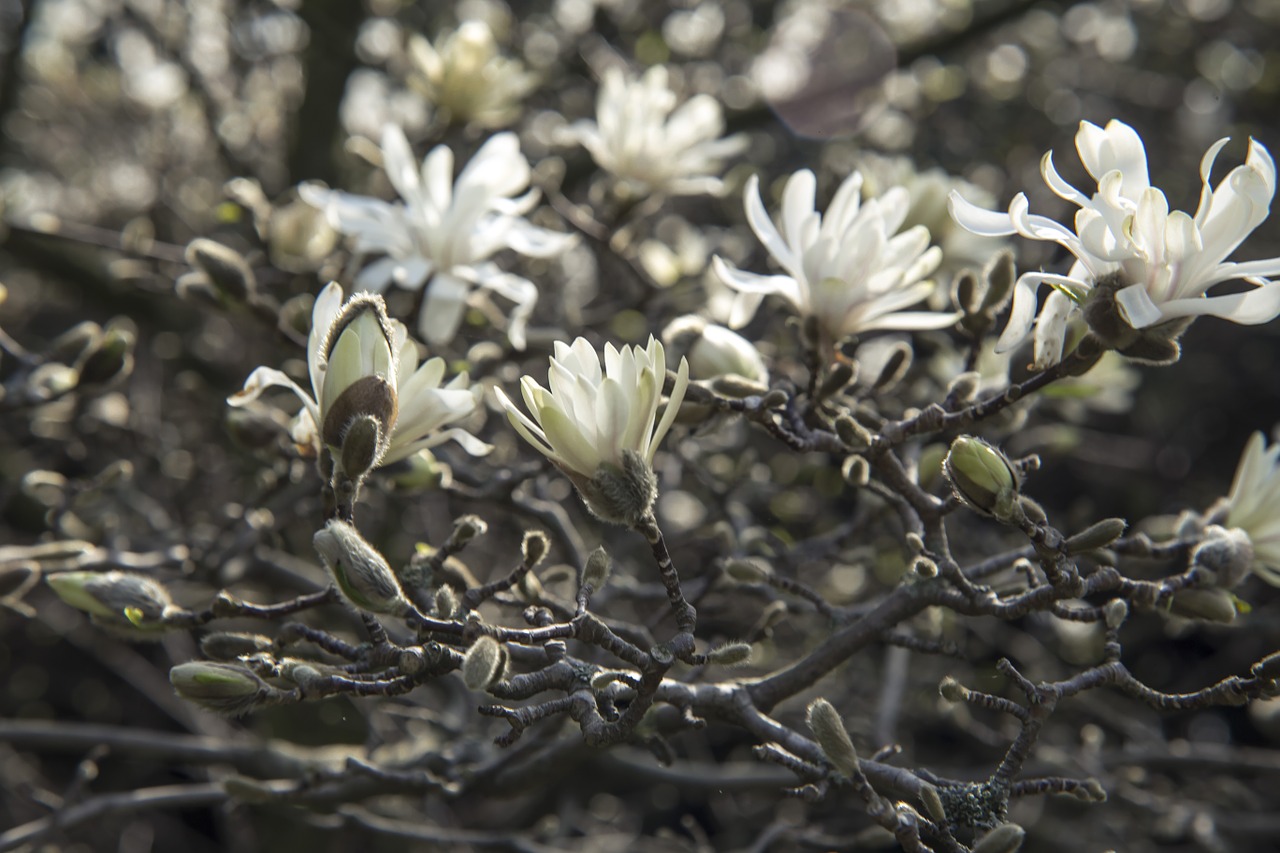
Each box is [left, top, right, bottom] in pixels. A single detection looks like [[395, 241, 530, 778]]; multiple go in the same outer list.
[[461, 635, 506, 691], [170, 661, 273, 716], [313, 520, 408, 615], [944, 437, 1020, 521], [806, 698, 859, 777], [47, 570, 178, 634], [581, 546, 612, 592]]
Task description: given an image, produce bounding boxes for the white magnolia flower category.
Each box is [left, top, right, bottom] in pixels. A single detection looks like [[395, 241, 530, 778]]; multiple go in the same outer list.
[[1225, 430, 1280, 586], [228, 282, 489, 472], [949, 119, 1280, 368], [301, 126, 575, 349], [494, 337, 690, 525], [407, 20, 537, 128], [662, 314, 769, 387], [712, 169, 958, 342], [567, 65, 747, 197]]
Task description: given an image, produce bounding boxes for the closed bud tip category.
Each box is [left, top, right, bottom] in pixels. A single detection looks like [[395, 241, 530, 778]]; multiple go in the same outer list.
[[1168, 588, 1239, 623], [939, 676, 969, 703], [461, 635, 505, 691], [185, 238, 256, 301], [1065, 518, 1128, 555], [944, 437, 1019, 521], [313, 520, 407, 615], [339, 414, 383, 479], [1103, 599, 1128, 630], [706, 642, 752, 667], [972, 823, 1026, 853], [912, 557, 939, 579], [724, 558, 772, 583], [582, 546, 612, 591], [200, 632, 274, 660], [806, 697, 859, 777], [170, 661, 271, 716], [451, 515, 488, 547], [521, 530, 550, 567], [835, 415, 874, 450], [841, 455, 870, 487], [920, 783, 947, 825]]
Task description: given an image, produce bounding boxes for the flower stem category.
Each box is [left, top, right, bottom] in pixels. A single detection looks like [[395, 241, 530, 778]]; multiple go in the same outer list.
[[635, 514, 697, 637]]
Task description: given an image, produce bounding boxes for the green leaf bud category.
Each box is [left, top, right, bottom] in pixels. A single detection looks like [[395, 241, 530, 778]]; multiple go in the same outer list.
[[817, 362, 854, 400], [521, 530, 550, 567], [47, 570, 176, 632], [943, 436, 1019, 520], [313, 520, 408, 615], [724, 558, 771, 584], [912, 557, 939, 579], [581, 545, 612, 592], [1103, 599, 1128, 630], [805, 697, 859, 777], [170, 661, 272, 716], [870, 342, 912, 391], [75, 323, 135, 387], [972, 823, 1026, 853], [339, 414, 383, 479], [938, 676, 969, 703], [981, 250, 1017, 314], [461, 635, 505, 691], [185, 237, 256, 301], [1065, 518, 1128, 555], [841, 455, 870, 487], [946, 372, 981, 404], [433, 584, 458, 619], [706, 642, 752, 667], [920, 783, 947, 825], [450, 515, 488, 547], [835, 415, 874, 450], [200, 632, 274, 661]]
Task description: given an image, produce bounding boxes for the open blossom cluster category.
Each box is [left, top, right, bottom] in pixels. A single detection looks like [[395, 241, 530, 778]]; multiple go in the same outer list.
[[950, 119, 1280, 368], [302, 127, 575, 350]]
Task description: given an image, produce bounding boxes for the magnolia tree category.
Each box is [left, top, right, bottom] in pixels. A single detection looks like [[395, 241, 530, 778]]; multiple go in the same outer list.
[[3, 2, 1280, 852]]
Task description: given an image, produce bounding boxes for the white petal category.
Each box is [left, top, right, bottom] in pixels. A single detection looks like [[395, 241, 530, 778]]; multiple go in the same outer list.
[[1113, 283, 1164, 329], [418, 273, 472, 345], [948, 191, 1016, 237], [1159, 281, 1280, 325]]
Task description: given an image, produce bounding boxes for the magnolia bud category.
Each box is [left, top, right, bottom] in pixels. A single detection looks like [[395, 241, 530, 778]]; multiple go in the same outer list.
[[938, 676, 969, 703], [313, 520, 408, 615], [200, 632, 274, 660], [817, 362, 854, 400], [1191, 525, 1254, 589], [946, 372, 981, 404], [1103, 599, 1128, 630], [943, 437, 1019, 521], [912, 557, 939, 579], [461, 635, 505, 691], [1168, 588, 1238, 624], [170, 661, 272, 716], [724, 558, 771, 584], [75, 324, 135, 387], [806, 697, 859, 777], [581, 546, 612, 592], [185, 238, 256, 301], [339, 414, 383, 479], [434, 584, 458, 618], [451, 515, 488, 547], [835, 415, 874, 450], [1065, 518, 1128, 554], [47, 570, 176, 632], [972, 823, 1026, 853], [920, 784, 947, 825], [841, 455, 870, 486], [46, 321, 102, 364], [522, 530, 550, 567], [706, 642, 752, 667], [870, 342, 912, 391], [981, 250, 1016, 313]]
